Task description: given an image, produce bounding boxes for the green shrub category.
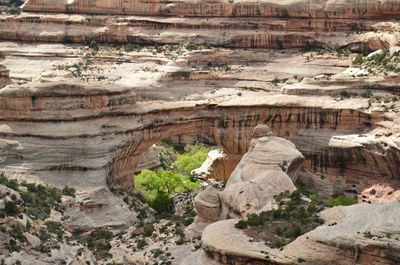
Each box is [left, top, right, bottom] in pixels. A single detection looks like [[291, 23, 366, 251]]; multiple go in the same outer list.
[[328, 195, 354, 207], [4, 201, 19, 216], [5, 239, 20, 252], [361, 90, 372, 98], [134, 143, 208, 213], [353, 54, 364, 66], [22, 184, 62, 219], [274, 238, 287, 248], [86, 228, 113, 259], [173, 143, 209, 176], [62, 186, 76, 197], [124, 43, 141, 52], [136, 239, 147, 250], [185, 42, 198, 51], [247, 213, 265, 226], [143, 223, 154, 237], [46, 221, 65, 241], [340, 90, 351, 98], [0, 173, 19, 191]]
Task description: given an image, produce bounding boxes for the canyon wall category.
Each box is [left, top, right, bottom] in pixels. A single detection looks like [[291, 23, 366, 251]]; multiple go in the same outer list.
[[1, 1, 400, 49], [0, 81, 397, 197], [23, 0, 400, 18]]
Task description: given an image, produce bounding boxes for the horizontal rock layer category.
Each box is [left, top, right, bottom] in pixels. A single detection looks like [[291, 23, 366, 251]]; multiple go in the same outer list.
[[0, 13, 399, 50], [0, 81, 398, 197], [23, 0, 400, 19]]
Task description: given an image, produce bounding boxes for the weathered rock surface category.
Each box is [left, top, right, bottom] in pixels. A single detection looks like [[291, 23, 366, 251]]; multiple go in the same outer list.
[[64, 188, 138, 231], [22, 0, 400, 18], [134, 145, 161, 173], [0, 0, 400, 50], [0, 64, 10, 87], [0, 41, 398, 201], [194, 125, 302, 222], [199, 202, 400, 265], [361, 184, 400, 203], [191, 149, 225, 179], [0, 1, 399, 264]]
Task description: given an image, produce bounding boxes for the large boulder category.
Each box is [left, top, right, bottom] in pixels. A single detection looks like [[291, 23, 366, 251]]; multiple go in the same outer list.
[[227, 135, 304, 186], [194, 125, 303, 223]]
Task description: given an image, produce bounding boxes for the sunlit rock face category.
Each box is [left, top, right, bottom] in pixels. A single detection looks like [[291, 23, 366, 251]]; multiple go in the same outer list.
[[1, 80, 392, 192], [195, 201, 400, 265], [23, 0, 400, 18], [1, 0, 400, 50], [194, 125, 301, 224]]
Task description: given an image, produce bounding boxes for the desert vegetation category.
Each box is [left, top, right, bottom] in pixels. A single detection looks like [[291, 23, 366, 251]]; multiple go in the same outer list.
[[134, 142, 213, 213]]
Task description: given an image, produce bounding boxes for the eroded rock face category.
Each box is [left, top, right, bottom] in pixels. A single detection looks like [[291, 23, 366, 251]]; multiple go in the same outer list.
[[199, 202, 400, 265], [134, 145, 161, 173], [0, 80, 386, 191], [64, 188, 139, 231], [0, 64, 10, 87], [360, 184, 400, 203], [194, 125, 302, 222], [23, 0, 400, 18], [1, 1, 400, 50]]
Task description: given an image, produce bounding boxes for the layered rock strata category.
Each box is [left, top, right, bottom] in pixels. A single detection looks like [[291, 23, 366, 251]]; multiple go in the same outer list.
[[0, 41, 398, 200], [0, 3, 399, 49], [0, 81, 389, 192], [197, 202, 400, 265], [0, 64, 10, 87], [23, 0, 400, 19]]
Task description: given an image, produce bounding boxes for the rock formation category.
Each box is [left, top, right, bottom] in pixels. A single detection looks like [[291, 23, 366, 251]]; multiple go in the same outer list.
[[0, 0, 399, 50], [0, 40, 398, 201], [195, 201, 400, 265], [22, 0, 400, 18], [0, 64, 10, 87], [194, 125, 302, 223]]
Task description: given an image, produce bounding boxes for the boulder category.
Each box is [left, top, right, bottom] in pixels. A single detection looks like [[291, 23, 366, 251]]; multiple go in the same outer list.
[[23, 232, 41, 248], [195, 125, 303, 222]]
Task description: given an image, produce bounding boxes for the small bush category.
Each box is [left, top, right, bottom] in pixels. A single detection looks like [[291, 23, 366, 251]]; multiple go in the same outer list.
[[86, 228, 114, 259], [0, 173, 19, 190], [185, 42, 198, 51], [124, 43, 141, 52], [234, 220, 248, 229], [143, 223, 154, 237], [340, 90, 351, 98], [4, 201, 19, 216], [328, 195, 354, 207], [62, 186, 76, 197], [136, 239, 147, 250], [274, 238, 287, 248], [353, 54, 364, 66], [361, 90, 372, 98]]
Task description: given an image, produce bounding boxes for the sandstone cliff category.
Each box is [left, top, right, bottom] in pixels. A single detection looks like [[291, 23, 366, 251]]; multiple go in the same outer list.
[[23, 0, 400, 19]]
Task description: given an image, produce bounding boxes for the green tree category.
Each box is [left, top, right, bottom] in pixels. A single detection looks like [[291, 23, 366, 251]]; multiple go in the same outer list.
[[172, 143, 209, 175]]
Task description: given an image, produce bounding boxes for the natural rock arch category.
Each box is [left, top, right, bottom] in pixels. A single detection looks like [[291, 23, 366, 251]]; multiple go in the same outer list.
[[0, 82, 398, 196]]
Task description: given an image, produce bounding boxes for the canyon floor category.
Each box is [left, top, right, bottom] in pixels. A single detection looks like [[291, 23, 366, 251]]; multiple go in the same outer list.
[[0, 0, 400, 265]]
